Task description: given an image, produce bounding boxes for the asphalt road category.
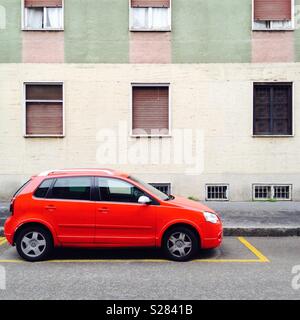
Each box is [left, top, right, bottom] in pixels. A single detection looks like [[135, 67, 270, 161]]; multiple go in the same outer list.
[[0, 237, 299, 300]]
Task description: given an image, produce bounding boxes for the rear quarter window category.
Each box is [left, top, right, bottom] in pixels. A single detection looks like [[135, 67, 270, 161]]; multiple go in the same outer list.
[[34, 179, 54, 198]]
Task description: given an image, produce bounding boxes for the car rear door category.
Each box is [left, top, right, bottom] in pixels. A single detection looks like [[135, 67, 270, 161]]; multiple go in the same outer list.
[[43, 176, 95, 244]]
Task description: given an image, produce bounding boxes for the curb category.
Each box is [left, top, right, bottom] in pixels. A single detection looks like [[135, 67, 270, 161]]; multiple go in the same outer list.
[[223, 227, 300, 237], [1, 227, 300, 237]]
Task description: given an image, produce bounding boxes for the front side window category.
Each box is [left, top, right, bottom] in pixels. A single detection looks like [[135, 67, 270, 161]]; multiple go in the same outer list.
[[50, 177, 91, 201], [130, 0, 171, 31], [24, 0, 63, 30], [253, 0, 293, 30], [25, 83, 63, 136], [253, 83, 292, 136], [97, 177, 147, 203]]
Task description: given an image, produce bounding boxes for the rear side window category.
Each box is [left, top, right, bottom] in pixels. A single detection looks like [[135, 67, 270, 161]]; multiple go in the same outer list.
[[50, 177, 91, 201], [34, 179, 54, 198]]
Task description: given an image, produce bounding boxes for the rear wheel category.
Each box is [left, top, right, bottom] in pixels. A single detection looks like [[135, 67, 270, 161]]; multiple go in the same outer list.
[[16, 226, 53, 262], [163, 227, 199, 262]]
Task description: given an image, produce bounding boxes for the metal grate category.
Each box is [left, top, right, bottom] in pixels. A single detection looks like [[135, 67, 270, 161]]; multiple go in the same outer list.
[[253, 185, 292, 201], [150, 183, 171, 195], [206, 185, 229, 201]]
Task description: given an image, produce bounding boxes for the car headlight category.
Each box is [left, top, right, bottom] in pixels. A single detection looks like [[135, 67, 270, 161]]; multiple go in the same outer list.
[[203, 211, 219, 224]]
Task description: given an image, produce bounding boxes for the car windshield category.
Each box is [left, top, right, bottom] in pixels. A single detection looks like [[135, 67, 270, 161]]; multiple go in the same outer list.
[[129, 176, 170, 201]]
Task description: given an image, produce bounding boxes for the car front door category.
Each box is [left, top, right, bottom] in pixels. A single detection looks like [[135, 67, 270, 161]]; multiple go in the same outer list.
[[43, 176, 95, 244], [94, 177, 157, 246]]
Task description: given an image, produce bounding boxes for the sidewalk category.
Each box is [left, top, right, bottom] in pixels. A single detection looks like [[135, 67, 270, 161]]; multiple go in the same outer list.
[[1, 201, 300, 236]]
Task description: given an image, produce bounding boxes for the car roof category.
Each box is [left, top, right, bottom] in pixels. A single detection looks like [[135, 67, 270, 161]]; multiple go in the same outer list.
[[37, 169, 129, 178]]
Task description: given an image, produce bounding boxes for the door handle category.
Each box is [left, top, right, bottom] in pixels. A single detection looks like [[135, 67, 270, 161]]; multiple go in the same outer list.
[[98, 207, 109, 214], [45, 205, 56, 211]]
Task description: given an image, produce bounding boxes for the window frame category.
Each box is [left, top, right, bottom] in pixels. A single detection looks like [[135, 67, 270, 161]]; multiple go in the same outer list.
[[23, 81, 65, 138], [21, 0, 64, 31], [130, 83, 171, 138], [94, 176, 159, 205], [252, 82, 294, 137], [252, 184, 292, 201], [129, 0, 172, 32], [252, 0, 295, 31], [205, 184, 230, 201], [46, 176, 93, 202], [149, 183, 171, 195]]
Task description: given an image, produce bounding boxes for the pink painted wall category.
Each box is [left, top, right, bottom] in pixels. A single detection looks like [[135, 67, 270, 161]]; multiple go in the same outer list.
[[252, 31, 294, 63], [22, 32, 64, 63], [130, 32, 171, 64]]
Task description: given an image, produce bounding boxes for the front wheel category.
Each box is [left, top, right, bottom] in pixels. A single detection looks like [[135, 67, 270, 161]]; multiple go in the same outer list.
[[16, 226, 53, 262], [163, 227, 199, 262]]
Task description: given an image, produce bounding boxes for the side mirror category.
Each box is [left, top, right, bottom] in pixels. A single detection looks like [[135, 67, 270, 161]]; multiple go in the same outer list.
[[138, 196, 151, 205]]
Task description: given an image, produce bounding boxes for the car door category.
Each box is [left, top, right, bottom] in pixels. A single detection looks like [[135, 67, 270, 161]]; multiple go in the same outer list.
[[94, 177, 157, 246], [43, 176, 95, 244]]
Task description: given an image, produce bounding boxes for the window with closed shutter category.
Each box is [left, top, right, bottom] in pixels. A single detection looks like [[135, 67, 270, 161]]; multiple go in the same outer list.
[[25, 83, 64, 136], [253, 83, 292, 136], [132, 86, 169, 136], [253, 0, 293, 30]]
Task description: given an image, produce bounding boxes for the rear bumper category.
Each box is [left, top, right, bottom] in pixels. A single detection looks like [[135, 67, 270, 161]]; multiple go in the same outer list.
[[4, 216, 14, 245]]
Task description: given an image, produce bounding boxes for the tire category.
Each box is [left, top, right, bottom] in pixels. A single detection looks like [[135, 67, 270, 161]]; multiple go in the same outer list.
[[15, 226, 53, 262], [162, 227, 199, 262]]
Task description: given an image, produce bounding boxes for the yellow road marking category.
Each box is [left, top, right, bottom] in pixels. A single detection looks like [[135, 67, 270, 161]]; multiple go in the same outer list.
[[0, 237, 270, 264], [0, 237, 7, 246], [238, 236, 270, 262]]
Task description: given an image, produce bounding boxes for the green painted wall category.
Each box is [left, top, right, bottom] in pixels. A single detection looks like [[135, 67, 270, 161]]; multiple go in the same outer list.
[[0, 0, 21, 62], [172, 0, 252, 63], [64, 0, 129, 63], [294, 0, 300, 61]]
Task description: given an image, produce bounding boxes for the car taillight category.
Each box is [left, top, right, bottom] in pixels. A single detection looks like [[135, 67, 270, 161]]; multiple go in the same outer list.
[[9, 199, 15, 215]]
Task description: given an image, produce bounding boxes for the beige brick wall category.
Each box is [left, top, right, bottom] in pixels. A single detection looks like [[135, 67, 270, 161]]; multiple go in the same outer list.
[[0, 63, 300, 201]]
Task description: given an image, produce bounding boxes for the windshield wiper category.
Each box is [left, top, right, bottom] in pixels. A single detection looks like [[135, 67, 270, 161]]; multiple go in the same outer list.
[[165, 194, 175, 201]]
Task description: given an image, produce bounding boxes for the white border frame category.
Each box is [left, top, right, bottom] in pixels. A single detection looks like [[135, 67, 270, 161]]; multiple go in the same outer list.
[[21, 0, 65, 31], [130, 83, 171, 138], [205, 184, 230, 201], [252, 81, 295, 138], [252, 184, 292, 201], [252, 0, 295, 31], [23, 81, 65, 138], [129, 0, 172, 32]]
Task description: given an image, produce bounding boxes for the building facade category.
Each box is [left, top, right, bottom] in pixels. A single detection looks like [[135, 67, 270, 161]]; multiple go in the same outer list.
[[0, 0, 300, 201]]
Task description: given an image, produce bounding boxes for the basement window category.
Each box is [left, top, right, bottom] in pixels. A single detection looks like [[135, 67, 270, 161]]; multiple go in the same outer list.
[[253, 185, 292, 200], [206, 185, 229, 201], [150, 183, 171, 195], [23, 0, 64, 30]]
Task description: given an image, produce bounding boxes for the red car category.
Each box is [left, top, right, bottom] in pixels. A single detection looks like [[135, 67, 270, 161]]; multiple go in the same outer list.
[[4, 169, 223, 262]]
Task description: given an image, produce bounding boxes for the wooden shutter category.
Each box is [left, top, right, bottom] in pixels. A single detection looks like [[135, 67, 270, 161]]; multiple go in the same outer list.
[[254, 0, 291, 21], [132, 87, 169, 135], [24, 0, 62, 7], [253, 83, 292, 135], [26, 84, 63, 135], [131, 0, 170, 8]]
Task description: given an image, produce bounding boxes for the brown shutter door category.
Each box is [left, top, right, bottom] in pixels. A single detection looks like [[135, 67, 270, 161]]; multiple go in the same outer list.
[[25, 0, 62, 7], [133, 87, 169, 135], [26, 103, 63, 135], [254, 0, 291, 20], [131, 0, 170, 8]]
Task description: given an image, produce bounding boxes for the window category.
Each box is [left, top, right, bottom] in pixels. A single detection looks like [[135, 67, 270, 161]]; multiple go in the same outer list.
[[50, 177, 91, 201], [206, 185, 229, 201], [149, 183, 171, 195], [23, 0, 64, 30], [253, 184, 292, 200], [253, 0, 293, 30], [130, 0, 171, 31], [253, 83, 292, 136], [34, 179, 54, 198], [24, 83, 64, 137], [97, 177, 147, 203], [132, 85, 170, 136]]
